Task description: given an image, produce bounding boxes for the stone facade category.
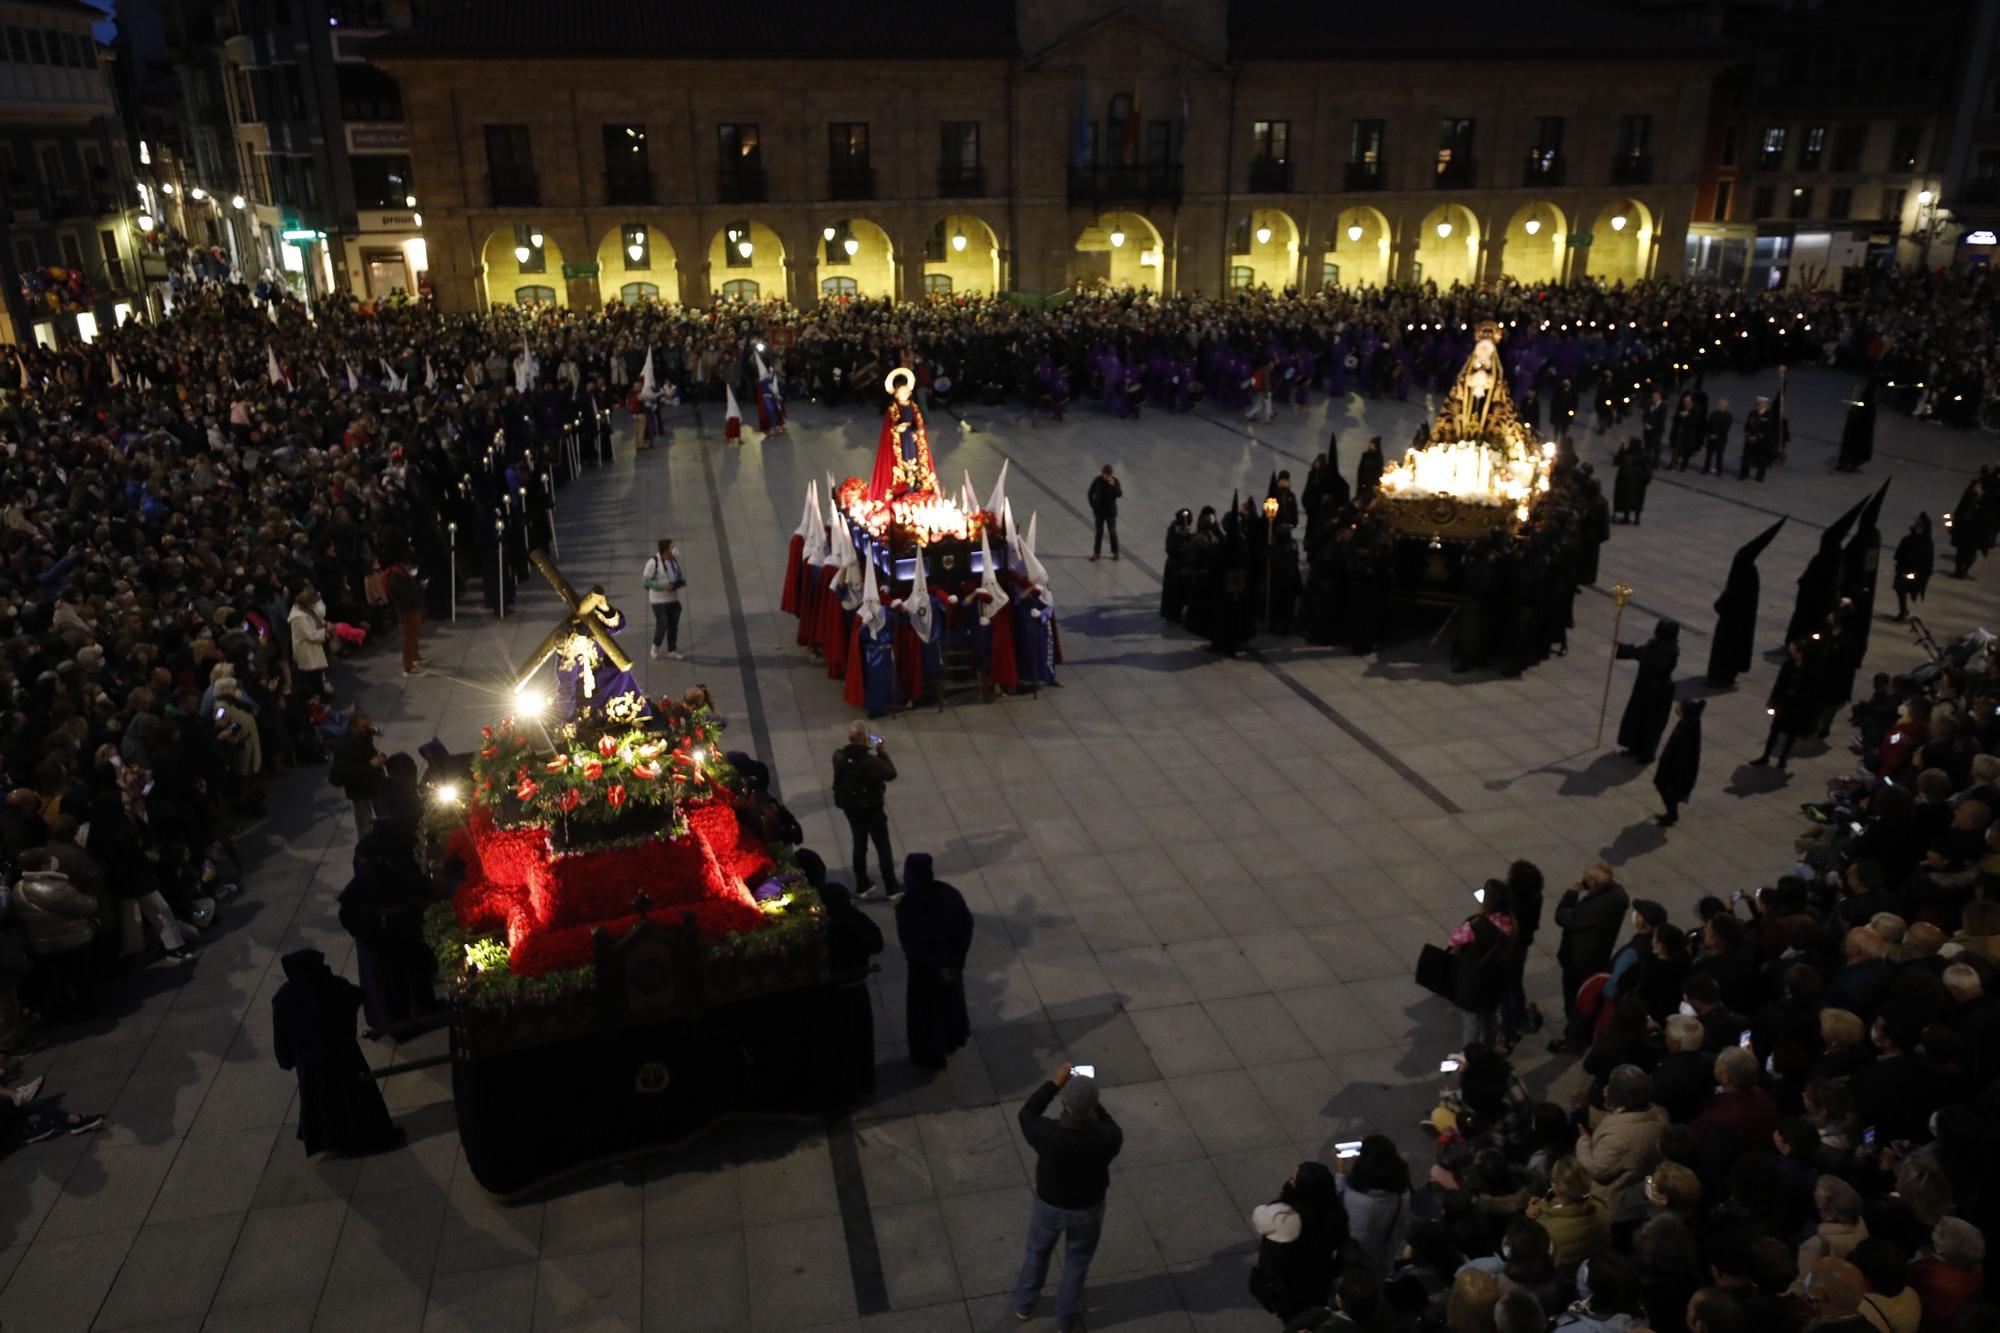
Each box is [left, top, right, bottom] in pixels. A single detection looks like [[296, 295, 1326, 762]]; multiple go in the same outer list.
[[376, 3, 1727, 312]]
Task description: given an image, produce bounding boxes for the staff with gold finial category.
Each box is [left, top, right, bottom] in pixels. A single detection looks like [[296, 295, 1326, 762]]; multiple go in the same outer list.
[[1597, 582, 1634, 747]]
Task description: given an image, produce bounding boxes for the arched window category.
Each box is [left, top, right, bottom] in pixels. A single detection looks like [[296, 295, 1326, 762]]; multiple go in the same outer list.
[[821, 275, 858, 298], [514, 285, 557, 307], [719, 279, 759, 300], [1229, 265, 1255, 290], [923, 273, 952, 295], [619, 282, 659, 304]]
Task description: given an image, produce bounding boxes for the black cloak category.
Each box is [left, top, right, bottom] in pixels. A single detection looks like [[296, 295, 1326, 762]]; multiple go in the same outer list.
[[1706, 516, 1786, 686], [893, 852, 973, 1068], [270, 949, 399, 1157], [1617, 619, 1680, 764], [1653, 698, 1705, 807]]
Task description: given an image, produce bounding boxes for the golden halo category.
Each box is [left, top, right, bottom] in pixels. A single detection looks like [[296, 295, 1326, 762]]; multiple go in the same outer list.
[[884, 367, 916, 395]]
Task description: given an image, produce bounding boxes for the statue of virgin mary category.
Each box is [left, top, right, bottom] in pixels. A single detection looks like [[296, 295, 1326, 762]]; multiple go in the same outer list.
[[867, 367, 940, 502]]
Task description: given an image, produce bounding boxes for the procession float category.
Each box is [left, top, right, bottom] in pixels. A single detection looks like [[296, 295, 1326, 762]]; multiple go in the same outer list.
[[778, 367, 1061, 709], [423, 553, 843, 1194], [1374, 321, 1557, 595]]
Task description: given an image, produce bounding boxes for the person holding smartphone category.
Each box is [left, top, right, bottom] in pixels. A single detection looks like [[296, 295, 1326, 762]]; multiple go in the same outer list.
[[1013, 1063, 1123, 1331], [830, 721, 899, 901], [642, 537, 687, 660]]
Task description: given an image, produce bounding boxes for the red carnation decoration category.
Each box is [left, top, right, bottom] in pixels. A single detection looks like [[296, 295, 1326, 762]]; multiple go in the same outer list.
[[515, 777, 538, 801], [583, 761, 604, 780], [606, 783, 627, 809], [597, 734, 619, 757]]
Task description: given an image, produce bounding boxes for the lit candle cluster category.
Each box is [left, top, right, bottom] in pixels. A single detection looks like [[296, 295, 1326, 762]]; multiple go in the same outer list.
[[1379, 439, 1554, 520]]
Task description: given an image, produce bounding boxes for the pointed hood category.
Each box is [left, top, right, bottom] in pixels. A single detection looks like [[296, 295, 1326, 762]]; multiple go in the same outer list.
[[267, 345, 285, 387], [1732, 516, 1788, 571], [908, 545, 936, 642], [639, 346, 656, 396], [858, 555, 886, 632], [723, 383, 742, 424], [795, 479, 820, 540], [1003, 496, 1022, 572], [1023, 511, 1051, 598], [424, 354, 438, 389], [1851, 477, 1892, 544], [1816, 493, 1870, 560], [343, 358, 360, 393], [977, 528, 1010, 623], [985, 459, 1009, 518], [1266, 469, 1280, 500], [960, 468, 978, 515]]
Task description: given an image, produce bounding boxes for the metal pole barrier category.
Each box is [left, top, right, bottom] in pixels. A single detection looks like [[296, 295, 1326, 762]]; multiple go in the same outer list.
[[495, 517, 507, 620], [448, 522, 457, 622]]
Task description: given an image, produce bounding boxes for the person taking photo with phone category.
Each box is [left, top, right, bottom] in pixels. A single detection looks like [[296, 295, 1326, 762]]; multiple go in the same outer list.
[[831, 721, 899, 900]]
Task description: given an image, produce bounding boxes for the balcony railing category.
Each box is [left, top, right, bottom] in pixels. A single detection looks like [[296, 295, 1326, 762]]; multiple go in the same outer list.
[[1522, 154, 1565, 188], [489, 176, 540, 207], [1611, 154, 1654, 185], [717, 163, 767, 203], [1247, 155, 1293, 192], [1066, 162, 1182, 206], [1432, 159, 1477, 189], [605, 174, 654, 205], [936, 163, 986, 196], [1344, 160, 1384, 191], [827, 162, 875, 200]]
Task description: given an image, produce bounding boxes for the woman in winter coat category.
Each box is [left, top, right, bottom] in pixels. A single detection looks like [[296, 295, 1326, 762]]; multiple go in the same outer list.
[[1448, 884, 1517, 1051], [1249, 1160, 1348, 1322], [1528, 1157, 1611, 1273], [1340, 1135, 1415, 1277], [287, 584, 331, 698]]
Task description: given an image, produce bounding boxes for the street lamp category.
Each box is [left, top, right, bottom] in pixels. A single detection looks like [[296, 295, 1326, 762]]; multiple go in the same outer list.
[[136, 214, 154, 232], [230, 194, 245, 210], [1912, 190, 1946, 266], [1347, 223, 1363, 241], [189, 187, 205, 201], [736, 238, 754, 258], [951, 229, 967, 252], [404, 194, 417, 208], [1524, 217, 1541, 235], [823, 225, 836, 241], [626, 226, 646, 262], [1610, 214, 1628, 232], [514, 243, 532, 263], [528, 228, 544, 249], [1254, 222, 1272, 245], [1436, 220, 1453, 238], [1108, 227, 1126, 248], [843, 236, 859, 256]]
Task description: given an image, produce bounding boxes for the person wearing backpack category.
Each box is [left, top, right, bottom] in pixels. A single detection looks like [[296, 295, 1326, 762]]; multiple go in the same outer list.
[[642, 537, 686, 660], [831, 721, 899, 901]]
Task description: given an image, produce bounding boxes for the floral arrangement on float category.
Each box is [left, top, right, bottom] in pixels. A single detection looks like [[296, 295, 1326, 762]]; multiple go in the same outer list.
[[421, 702, 823, 1017]]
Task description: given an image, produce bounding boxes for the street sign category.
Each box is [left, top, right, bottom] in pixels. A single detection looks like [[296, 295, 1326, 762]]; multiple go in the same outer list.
[[1567, 233, 1594, 247], [561, 262, 600, 279]]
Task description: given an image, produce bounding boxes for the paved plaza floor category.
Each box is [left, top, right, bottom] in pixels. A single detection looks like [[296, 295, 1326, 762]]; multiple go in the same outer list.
[[7, 364, 1996, 1332]]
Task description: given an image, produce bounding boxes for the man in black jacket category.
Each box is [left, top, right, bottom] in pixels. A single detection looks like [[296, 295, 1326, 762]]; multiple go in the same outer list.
[[1013, 1064, 1123, 1332], [1087, 464, 1122, 561], [1551, 860, 1629, 1053], [831, 722, 899, 901]]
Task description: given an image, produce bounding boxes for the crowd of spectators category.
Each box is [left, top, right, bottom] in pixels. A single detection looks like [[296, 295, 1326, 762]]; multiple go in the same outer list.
[[1249, 626, 1999, 1333]]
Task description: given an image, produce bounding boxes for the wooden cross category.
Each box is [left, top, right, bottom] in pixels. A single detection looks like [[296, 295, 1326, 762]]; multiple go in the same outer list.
[[514, 548, 634, 690]]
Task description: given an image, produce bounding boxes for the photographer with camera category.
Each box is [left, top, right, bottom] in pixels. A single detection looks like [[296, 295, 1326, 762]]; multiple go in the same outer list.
[[831, 721, 898, 901]]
